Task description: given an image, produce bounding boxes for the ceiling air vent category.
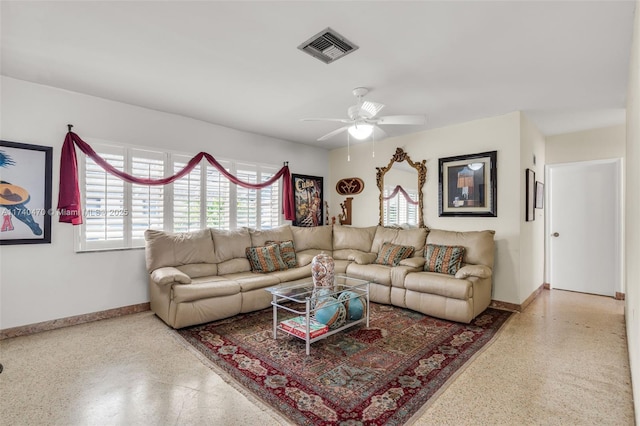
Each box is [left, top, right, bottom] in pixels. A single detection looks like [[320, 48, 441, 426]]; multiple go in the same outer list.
[[298, 28, 359, 64]]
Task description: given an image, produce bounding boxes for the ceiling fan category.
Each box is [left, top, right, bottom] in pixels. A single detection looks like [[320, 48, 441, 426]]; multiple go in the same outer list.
[[301, 87, 426, 141]]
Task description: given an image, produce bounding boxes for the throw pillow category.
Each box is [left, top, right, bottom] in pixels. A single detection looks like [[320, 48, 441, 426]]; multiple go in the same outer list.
[[424, 244, 465, 275], [265, 240, 297, 269], [246, 244, 288, 273], [375, 242, 415, 266]]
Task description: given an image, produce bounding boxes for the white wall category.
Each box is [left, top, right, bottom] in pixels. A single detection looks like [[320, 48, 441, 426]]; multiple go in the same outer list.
[[625, 1, 640, 422], [519, 113, 546, 299], [0, 77, 329, 329], [546, 124, 626, 164], [330, 112, 525, 304]]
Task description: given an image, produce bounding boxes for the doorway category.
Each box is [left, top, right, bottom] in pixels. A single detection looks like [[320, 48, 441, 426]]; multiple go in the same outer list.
[[546, 159, 622, 297]]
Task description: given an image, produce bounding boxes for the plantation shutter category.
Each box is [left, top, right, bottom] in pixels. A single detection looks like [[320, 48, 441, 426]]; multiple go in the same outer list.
[[205, 161, 231, 230], [173, 156, 202, 232], [83, 147, 125, 249], [131, 150, 165, 242], [236, 165, 258, 229], [260, 169, 280, 229]]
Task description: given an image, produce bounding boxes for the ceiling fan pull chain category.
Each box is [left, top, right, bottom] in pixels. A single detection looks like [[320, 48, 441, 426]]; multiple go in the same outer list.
[[372, 129, 375, 158], [347, 132, 351, 162]]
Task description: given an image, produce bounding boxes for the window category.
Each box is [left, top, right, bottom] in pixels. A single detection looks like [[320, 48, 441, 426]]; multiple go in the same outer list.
[[77, 143, 282, 251], [383, 185, 418, 227]]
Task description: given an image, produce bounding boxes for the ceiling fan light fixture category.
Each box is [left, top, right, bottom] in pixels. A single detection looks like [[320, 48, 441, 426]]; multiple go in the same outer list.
[[468, 162, 484, 171], [348, 124, 373, 140]]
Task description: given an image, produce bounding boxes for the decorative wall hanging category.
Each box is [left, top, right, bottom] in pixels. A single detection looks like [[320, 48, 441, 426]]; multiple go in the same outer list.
[[292, 174, 323, 227], [0, 140, 53, 245], [535, 181, 544, 209], [438, 151, 497, 217], [336, 177, 364, 195], [526, 169, 535, 221], [338, 197, 353, 225]]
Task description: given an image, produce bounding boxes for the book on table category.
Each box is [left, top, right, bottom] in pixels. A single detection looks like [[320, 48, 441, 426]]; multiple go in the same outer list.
[[279, 316, 328, 339]]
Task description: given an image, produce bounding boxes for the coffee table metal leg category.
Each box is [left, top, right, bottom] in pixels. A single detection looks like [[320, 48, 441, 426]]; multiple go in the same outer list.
[[272, 295, 278, 339]]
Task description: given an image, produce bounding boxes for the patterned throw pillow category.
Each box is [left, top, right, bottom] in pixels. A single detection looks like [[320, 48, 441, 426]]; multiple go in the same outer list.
[[424, 244, 466, 275], [375, 242, 415, 266], [265, 240, 297, 269], [246, 244, 288, 273]]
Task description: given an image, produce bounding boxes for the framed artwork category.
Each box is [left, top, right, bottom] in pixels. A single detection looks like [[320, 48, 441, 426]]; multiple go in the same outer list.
[[438, 151, 497, 217], [535, 181, 544, 209], [0, 140, 53, 244], [292, 174, 323, 227], [526, 169, 535, 221]]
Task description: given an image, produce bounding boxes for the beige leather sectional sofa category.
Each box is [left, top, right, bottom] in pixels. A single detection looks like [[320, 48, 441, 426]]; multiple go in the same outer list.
[[144, 225, 495, 328]]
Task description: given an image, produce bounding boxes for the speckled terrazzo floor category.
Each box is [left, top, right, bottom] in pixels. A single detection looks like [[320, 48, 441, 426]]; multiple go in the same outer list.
[[0, 289, 635, 425]]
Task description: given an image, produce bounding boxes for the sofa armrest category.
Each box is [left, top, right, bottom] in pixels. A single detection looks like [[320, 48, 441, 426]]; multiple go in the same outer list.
[[454, 265, 492, 279], [151, 267, 192, 286], [398, 257, 426, 268]]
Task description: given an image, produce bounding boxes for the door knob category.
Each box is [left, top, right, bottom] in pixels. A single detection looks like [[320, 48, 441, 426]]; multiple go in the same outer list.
[[552, 232, 560, 237]]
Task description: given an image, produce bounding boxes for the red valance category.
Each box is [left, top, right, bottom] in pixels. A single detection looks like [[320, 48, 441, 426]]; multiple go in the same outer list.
[[383, 185, 419, 205], [57, 131, 295, 225]]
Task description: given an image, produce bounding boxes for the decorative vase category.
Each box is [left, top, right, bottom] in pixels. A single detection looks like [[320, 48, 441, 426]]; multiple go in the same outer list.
[[311, 253, 335, 288]]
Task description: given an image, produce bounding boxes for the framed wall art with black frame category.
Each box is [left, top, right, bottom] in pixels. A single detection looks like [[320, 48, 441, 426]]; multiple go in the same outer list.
[[535, 181, 544, 209], [292, 173, 323, 227], [438, 150, 497, 217], [0, 140, 53, 245], [526, 168, 535, 222]]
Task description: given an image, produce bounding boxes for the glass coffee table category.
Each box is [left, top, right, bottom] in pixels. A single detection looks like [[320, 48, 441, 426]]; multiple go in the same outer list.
[[265, 275, 370, 355]]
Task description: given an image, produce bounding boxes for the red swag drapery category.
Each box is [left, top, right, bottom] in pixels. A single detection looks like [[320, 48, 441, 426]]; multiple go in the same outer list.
[[383, 185, 419, 205], [57, 131, 295, 225]]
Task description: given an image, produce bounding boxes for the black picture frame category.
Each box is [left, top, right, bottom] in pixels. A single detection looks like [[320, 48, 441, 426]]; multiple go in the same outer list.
[[0, 140, 53, 244], [438, 151, 497, 217], [292, 174, 323, 227], [526, 169, 535, 221], [535, 181, 544, 209]]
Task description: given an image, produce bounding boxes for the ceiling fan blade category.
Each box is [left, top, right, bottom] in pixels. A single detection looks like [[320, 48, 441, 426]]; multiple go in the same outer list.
[[373, 125, 388, 139], [318, 126, 349, 141], [376, 115, 425, 125], [301, 118, 352, 123], [360, 101, 385, 118]]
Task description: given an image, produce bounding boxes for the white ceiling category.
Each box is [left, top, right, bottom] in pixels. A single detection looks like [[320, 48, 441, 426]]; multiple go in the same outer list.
[[1, 1, 635, 149]]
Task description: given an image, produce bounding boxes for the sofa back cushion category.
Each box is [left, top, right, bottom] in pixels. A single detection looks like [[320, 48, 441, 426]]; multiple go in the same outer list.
[[211, 227, 252, 263], [249, 225, 294, 247], [426, 229, 495, 268], [333, 225, 377, 252], [393, 227, 428, 257], [144, 229, 215, 272], [371, 226, 399, 253], [291, 225, 333, 252]]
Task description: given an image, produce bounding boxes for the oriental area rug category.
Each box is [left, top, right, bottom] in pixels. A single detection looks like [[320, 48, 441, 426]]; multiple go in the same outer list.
[[177, 304, 512, 425]]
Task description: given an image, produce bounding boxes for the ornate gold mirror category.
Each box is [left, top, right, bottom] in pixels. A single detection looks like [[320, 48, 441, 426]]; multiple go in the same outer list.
[[376, 147, 426, 228]]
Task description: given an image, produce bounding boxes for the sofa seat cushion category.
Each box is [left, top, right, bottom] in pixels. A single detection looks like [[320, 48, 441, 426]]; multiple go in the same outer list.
[[269, 266, 312, 283], [221, 272, 281, 292], [296, 249, 332, 267], [346, 263, 392, 285], [176, 263, 218, 278], [404, 272, 473, 300], [172, 277, 240, 303], [332, 249, 377, 265]]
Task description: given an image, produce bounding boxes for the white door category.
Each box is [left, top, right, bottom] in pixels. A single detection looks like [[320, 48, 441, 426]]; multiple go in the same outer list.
[[547, 160, 621, 296]]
